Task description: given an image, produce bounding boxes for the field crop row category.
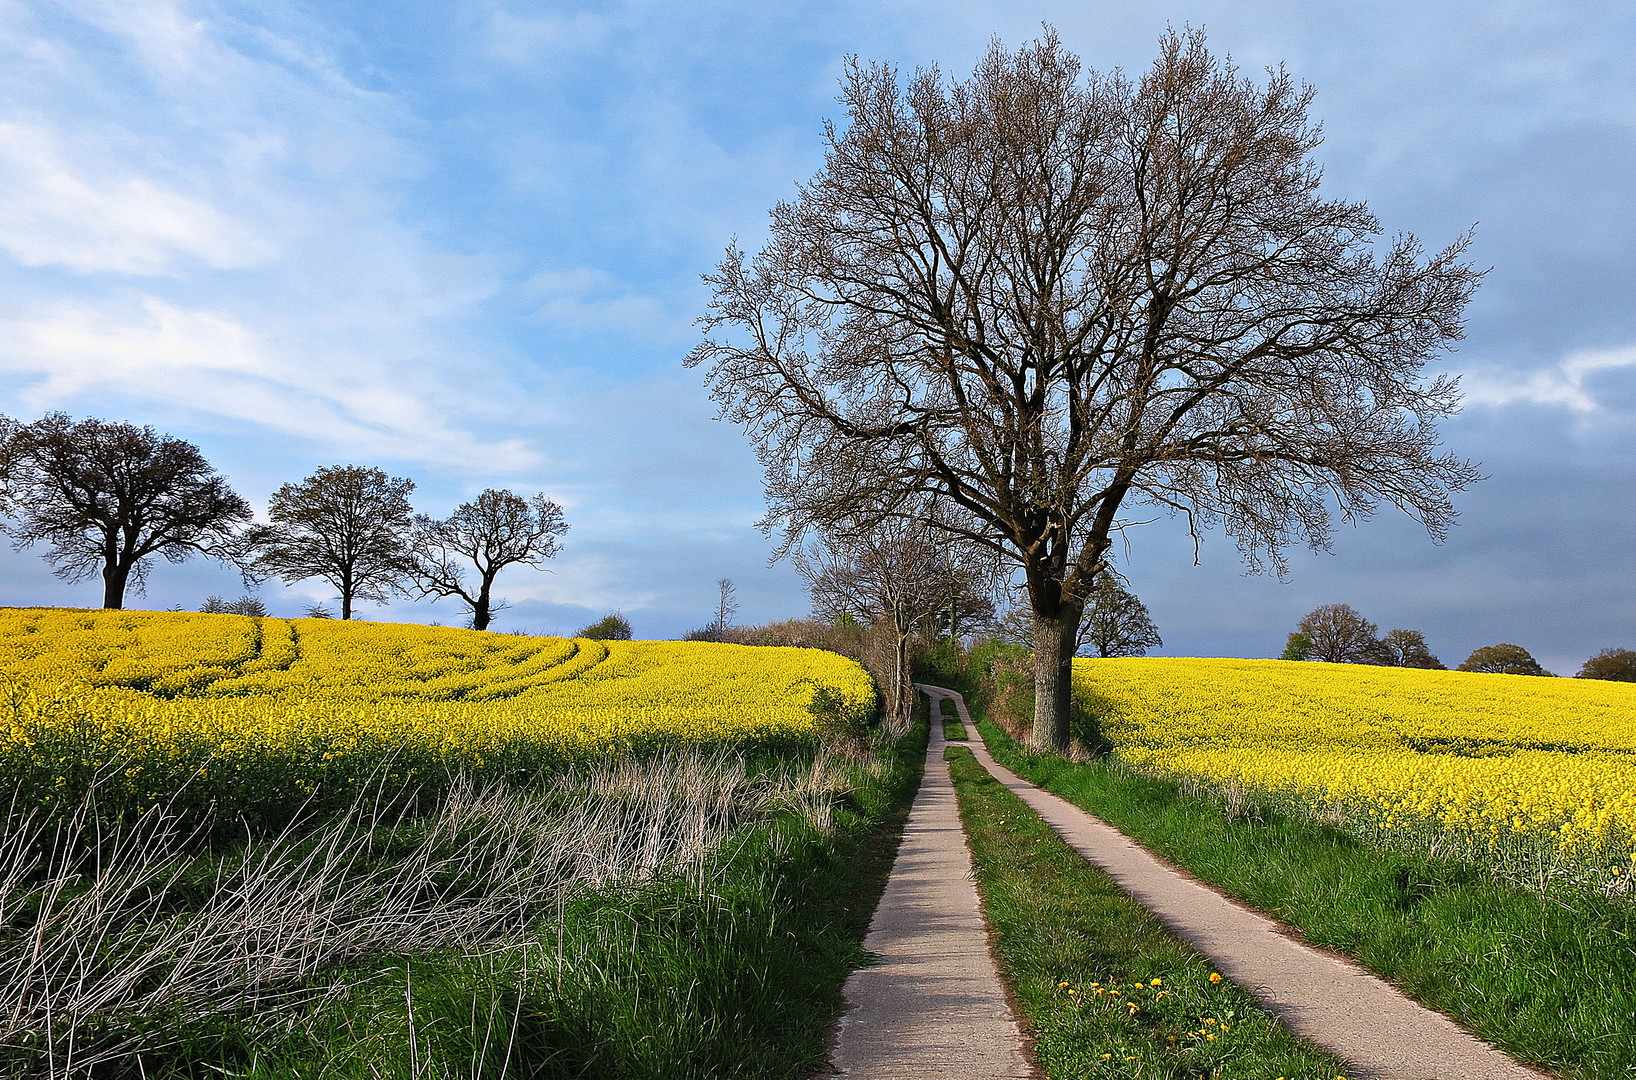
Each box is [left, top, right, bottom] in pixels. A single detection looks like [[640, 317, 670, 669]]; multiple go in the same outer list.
[[0, 608, 876, 828]]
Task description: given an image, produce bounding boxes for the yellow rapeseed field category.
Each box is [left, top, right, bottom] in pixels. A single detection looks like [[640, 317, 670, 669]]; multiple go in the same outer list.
[[1074, 657, 1636, 860], [0, 607, 875, 822]]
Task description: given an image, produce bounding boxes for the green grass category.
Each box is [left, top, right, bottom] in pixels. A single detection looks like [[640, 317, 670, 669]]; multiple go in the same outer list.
[[975, 715, 1636, 1080], [17, 720, 929, 1080], [939, 697, 966, 741], [946, 746, 1347, 1079]]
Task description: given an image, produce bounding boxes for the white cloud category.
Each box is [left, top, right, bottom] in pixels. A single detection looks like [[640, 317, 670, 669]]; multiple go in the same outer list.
[[520, 267, 687, 341], [0, 296, 536, 472], [1463, 345, 1636, 412], [482, 7, 611, 66], [0, 120, 274, 274], [0, 0, 545, 477]]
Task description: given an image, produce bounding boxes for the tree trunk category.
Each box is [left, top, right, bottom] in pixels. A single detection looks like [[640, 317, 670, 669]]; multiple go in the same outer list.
[[341, 592, 353, 620], [893, 628, 912, 733], [472, 580, 493, 632], [1029, 603, 1082, 751], [102, 561, 130, 610]]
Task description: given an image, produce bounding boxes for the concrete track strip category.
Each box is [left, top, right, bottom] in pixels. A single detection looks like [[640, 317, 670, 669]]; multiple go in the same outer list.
[[917, 683, 1549, 1080], [828, 713, 1035, 1078]]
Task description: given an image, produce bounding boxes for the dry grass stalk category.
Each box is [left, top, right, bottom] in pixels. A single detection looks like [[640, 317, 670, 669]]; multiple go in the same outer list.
[[0, 748, 839, 1074]]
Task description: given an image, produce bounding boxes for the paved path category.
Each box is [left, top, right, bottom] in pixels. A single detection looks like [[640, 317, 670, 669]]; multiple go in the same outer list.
[[828, 705, 1034, 1079], [919, 683, 1550, 1080]]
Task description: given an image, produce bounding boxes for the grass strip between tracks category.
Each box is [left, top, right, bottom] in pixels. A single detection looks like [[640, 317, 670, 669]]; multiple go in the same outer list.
[[975, 713, 1636, 1080], [946, 745, 1348, 1079]]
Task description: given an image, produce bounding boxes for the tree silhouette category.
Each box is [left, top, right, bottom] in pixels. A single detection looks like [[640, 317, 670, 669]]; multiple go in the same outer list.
[[1379, 628, 1444, 669], [254, 465, 415, 620], [410, 489, 566, 631], [1078, 575, 1162, 659], [0, 412, 251, 608]]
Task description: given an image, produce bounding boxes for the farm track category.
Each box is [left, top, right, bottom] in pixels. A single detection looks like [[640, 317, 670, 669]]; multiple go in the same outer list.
[[828, 710, 1035, 1078], [918, 683, 1551, 1080]]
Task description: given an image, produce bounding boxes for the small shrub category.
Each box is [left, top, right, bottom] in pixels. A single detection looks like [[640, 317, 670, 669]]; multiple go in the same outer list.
[[578, 612, 633, 640], [804, 680, 877, 748]]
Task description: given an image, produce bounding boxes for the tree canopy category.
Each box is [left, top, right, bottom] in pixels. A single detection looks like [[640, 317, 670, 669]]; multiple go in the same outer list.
[[253, 465, 416, 620], [1575, 647, 1636, 682], [577, 612, 633, 641], [0, 412, 251, 609], [690, 30, 1482, 749], [1458, 643, 1551, 676]]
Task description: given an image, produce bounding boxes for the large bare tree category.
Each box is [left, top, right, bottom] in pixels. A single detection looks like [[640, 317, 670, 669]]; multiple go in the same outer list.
[[688, 30, 1482, 749], [410, 489, 567, 631], [0, 413, 251, 609], [1294, 603, 1385, 664]]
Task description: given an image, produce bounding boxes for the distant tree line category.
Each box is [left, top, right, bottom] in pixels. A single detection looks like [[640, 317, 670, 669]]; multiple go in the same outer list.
[[0, 412, 568, 629], [1281, 603, 1633, 681]]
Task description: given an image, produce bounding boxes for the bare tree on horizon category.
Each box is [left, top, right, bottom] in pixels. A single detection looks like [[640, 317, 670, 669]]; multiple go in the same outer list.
[[410, 489, 567, 631]]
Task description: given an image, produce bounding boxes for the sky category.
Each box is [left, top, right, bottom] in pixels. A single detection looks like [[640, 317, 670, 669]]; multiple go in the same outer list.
[[0, 0, 1632, 674]]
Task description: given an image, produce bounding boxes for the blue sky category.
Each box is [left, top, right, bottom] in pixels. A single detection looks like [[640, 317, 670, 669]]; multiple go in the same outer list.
[[1, 0, 1632, 674]]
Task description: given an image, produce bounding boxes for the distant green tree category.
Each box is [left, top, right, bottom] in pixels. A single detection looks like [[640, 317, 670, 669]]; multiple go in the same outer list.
[[1576, 647, 1636, 682], [578, 612, 633, 640], [1458, 643, 1552, 676], [1280, 631, 1312, 661]]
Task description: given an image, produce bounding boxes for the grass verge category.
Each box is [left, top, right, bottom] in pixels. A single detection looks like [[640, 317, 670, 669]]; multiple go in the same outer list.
[[12, 722, 928, 1079], [976, 715, 1633, 1080], [939, 697, 967, 741], [947, 746, 1347, 1079]]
